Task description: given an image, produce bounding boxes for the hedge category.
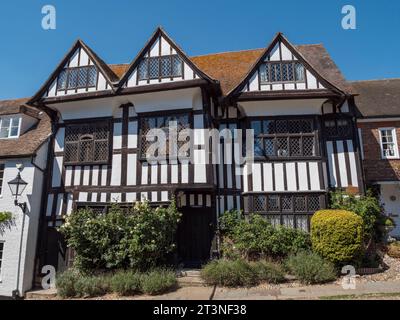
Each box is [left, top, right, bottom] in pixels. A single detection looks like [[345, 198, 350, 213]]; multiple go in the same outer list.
[[311, 210, 364, 266]]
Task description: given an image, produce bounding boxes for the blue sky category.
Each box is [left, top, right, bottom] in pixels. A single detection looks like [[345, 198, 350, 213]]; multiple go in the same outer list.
[[0, 0, 399, 100]]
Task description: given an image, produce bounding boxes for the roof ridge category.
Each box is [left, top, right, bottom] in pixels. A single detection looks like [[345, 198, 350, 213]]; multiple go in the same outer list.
[[190, 48, 264, 58], [350, 78, 400, 83], [295, 43, 323, 47]]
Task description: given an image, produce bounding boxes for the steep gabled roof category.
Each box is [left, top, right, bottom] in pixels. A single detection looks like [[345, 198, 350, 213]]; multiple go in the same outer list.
[[351, 79, 400, 118], [222, 33, 350, 98], [0, 99, 51, 158], [29, 39, 118, 104], [116, 26, 217, 90], [296, 44, 353, 94], [190, 49, 264, 96]]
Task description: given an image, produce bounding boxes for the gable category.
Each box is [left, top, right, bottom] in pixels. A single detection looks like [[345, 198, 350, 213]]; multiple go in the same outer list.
[[120, 28, 214, 89], [241, 39, 326, 93], [29, 40, 117, 104], [44, 46, 112, 98]]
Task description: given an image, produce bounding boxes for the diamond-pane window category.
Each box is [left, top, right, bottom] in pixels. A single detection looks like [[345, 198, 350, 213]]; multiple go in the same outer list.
[[68, 69, 78, 89], [58, 66, 97, 91], [57, 70, 67, 90], [138, 55, 182, 80], [290, 137, 301, 156], [138, 60, 147, 80], [303, 137, 315, 156], [308, 195, 321, 212], [254, 196, 267, 212], [172, 56, 182, 77], [161, 56, 171, 77], [77, 68, 88, 87], [260, 62, 305, 83], [268, 195, 280, 212], [87, 66, 97, 87], [294, 196, 307, 212], [276, 120, 287, 134], [259, 64, 268, 82], [149, 58, 159, 79], [140, 114, 190, 159], [325, 119, 352, 139], [64, 122, 110, 165], [276, 138, 288, 157], [250, 118, 317, 158], [281, 195, 293, 212], [264, 139, 275, 156], [295, 63, 305, 81]]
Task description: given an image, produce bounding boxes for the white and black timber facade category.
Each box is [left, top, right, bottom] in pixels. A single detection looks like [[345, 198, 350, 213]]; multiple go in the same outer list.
[[27, 28, 364, 270]]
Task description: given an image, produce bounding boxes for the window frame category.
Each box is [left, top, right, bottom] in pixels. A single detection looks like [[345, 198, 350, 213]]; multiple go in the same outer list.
[[259, 61, 306, 84], [57, 65, 98, 91], [63, 119, 112, 166], [0, 116, 21, 139], [246, 192, 326, 232], [138, 110, 192, 161], [323, 117, 353, 141], [0, 163, 4, 196], [379, 127, 399, 159], [138, 54, 183, 81], [248, 116, 319, 160]]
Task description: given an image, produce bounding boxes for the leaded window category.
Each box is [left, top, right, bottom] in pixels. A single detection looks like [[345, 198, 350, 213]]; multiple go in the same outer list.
[[138, 55, 183, 81], [251, 118, 317, 158], [260, 62, 305, 83], [252, 194, 323, 214], [324, 118, 353, 140], [250, 193, 325, 231], [140, 113, 190, 159], [57, 66, 97, 91], [64, 121, 110, 165], [0, 164, 4, 195]]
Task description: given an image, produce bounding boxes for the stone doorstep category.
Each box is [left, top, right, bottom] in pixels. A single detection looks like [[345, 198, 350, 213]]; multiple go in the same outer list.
[[177, 269, 202, 278], [25, 288, 57, 300]]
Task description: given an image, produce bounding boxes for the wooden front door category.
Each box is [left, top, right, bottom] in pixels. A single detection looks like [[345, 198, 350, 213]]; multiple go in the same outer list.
[[177, 207, 214, 267]]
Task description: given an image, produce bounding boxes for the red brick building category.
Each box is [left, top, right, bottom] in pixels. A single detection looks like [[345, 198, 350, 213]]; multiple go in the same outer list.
[[352, 79, 400, 237]]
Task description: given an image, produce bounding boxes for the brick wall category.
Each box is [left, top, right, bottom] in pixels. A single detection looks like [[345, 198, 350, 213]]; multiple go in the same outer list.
[[358, 121, 400, 182]]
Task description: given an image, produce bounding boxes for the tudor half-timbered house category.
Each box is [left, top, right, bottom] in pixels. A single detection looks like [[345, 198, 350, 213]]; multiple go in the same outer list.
[[28, 28, 364, 270]]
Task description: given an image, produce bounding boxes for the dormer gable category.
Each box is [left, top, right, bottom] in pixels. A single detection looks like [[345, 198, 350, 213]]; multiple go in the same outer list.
[[118, 27, 215, 90], [0, 100, 40, 139], [229, 33, 346, 98], [29, 40, 118, 104]]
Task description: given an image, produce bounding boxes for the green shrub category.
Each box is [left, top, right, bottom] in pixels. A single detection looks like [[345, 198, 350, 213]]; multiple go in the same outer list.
[[311, 210, 364, 266], [110, 270, 142, 296], [219, 213, 311, 259], [285, 251, 336, 284], [0, 212, 12, 224], [74, 275, 111, 298], [56, 269, 80, 298], [219, 210, 242, 236], [141, 269, 177, 295], [201, 259, 258, 287], [250, 261, 285, 284], [330, 190, 383, 242], [60, 200, 181, 271]]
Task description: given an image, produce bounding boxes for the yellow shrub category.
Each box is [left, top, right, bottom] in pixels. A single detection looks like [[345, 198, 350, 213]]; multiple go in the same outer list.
[[311, 210, 364, 265]]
